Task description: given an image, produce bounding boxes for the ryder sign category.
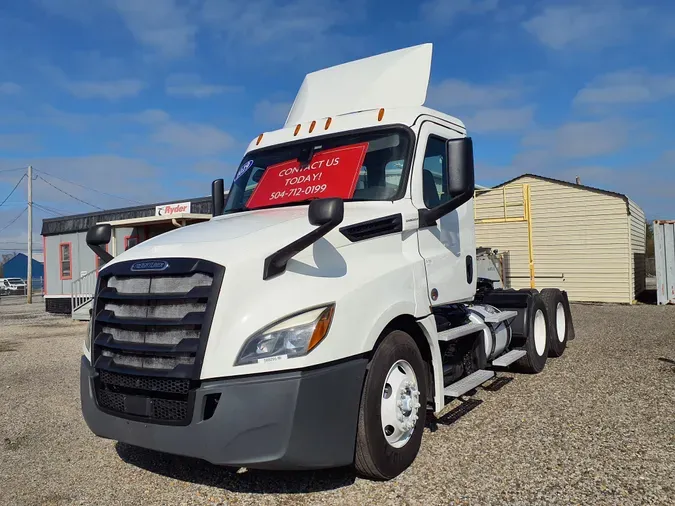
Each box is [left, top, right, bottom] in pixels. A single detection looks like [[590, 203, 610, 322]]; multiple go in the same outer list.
[[246, 143, 369, 209], [155, 201, 191, 216]]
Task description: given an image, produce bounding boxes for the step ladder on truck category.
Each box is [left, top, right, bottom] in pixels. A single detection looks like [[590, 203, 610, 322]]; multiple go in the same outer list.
[[79, 43, 577, 481]]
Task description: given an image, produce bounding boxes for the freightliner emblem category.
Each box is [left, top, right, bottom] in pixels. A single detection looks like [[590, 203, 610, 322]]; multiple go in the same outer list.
[[131, 260, 170, 272]]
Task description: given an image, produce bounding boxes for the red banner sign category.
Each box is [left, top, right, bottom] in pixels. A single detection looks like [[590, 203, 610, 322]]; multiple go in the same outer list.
[[246, 142, 369, 209]]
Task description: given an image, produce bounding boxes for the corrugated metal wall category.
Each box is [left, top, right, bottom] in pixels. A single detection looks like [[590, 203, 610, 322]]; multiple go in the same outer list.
[[654, 220, 675, 305], [475, 175, 634, 303], [628, 199, 647, 301], [44, 227, 134, 296]]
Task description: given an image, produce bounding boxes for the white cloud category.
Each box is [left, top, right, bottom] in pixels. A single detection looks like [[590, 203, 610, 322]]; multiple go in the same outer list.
[[129, 109, 171, 124], [109, 0, 197, 59], [253, 99, 292, 126], [426, 77, 533, 134], [0, 134, 40, 151], [199, 0, 364, 62], [152, 121, 236, 156], [521, 119, 631, 158], [420, 0, 499, 24], [63, 78, 146, 100], [0, 82, 21, 94], [427, 79, 522, 109], [463, 106, 535, 133], [574, 69, 675, 106], [522, 2, 651, 50], [165, 74, 240, 98], [0, 155, 163, 209]]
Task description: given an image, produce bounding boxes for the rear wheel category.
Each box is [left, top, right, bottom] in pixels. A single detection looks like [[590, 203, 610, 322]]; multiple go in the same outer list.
[[354, 330, 427, 480], [540, 288, 568, 357], [516, 294, 549, 373]]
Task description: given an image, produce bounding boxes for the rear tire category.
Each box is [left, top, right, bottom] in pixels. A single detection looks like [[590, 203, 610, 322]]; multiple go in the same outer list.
[[540, 288, 568, 357], [515, 294, 549, 373], [354, 330, 428, 480]]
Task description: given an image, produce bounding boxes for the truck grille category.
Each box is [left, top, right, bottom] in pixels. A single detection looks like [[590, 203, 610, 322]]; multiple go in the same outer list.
[[90, 258, 224, 426]]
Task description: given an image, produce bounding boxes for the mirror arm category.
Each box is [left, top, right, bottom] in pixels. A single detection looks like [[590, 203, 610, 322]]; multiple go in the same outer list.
[[88, 244, 113, 263], [418, 188, 474, 228], [263, 219, 342, 280]]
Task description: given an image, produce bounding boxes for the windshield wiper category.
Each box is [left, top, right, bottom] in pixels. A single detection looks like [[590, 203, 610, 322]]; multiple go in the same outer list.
[[224, 198, 323, 215]]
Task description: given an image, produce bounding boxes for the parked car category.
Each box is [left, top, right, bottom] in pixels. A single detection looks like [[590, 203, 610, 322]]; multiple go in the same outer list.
[[0, 278, 27, 295]]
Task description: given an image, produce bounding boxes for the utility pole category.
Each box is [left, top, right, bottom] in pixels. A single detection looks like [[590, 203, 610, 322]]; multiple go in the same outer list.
[[27, 165, 33, 304]]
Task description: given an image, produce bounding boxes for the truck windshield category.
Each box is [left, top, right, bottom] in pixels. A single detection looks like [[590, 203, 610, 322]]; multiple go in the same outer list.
[[224, 127, 411, 213]]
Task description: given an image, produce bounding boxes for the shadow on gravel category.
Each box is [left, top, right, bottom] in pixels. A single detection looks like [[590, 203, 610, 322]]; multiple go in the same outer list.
[[426, 398, 483, 433], [115, 443, 356, 494], [657, 357, 675, 373]]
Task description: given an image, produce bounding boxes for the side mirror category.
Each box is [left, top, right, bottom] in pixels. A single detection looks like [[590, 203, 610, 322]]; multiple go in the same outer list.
[[419, 136, 475, 227], [308, 198, 344, 226], [212, 179, 225, 217], [263, 198, 345, 280], [86, 224, 113, 263], [447, 137, 475, 198]]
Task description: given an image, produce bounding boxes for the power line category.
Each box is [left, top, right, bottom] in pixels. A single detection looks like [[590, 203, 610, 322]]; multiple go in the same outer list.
[[33, 203, 63, 216], [0, 207, 27, 234], [0, 166, 28, 174], [33, 169, 142, 205], [34, 202, 71, 215], [0, 174, 27, 208], [36, 176, 104, 210]]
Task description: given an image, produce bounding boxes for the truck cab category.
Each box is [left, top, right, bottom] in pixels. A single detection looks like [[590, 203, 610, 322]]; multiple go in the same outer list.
[[80, 43, 574, 480]]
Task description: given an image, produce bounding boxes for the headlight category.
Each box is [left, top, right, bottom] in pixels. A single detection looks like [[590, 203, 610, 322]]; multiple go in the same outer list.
[[235, 304, 335, 366]]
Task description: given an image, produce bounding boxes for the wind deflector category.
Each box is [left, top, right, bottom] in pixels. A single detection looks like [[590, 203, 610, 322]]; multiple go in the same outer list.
[[285, 43, 433, 127]]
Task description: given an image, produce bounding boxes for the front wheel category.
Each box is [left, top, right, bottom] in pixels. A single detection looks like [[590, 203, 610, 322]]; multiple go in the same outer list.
[[354, 330, 428, 480]]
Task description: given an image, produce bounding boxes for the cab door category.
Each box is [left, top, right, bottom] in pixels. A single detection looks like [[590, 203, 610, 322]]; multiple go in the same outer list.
[[414, 121, 476, 305]]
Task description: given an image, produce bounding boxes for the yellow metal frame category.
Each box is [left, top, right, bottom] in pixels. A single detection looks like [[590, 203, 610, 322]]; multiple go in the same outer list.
[[474, 183, 536, 288]]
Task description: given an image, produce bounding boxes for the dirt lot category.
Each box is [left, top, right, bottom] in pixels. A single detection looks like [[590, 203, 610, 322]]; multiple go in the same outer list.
[[1, 300, 673, 506]]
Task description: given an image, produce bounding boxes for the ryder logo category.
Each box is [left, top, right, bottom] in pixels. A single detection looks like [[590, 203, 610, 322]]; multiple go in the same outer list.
[[155, 201, 191, 216]]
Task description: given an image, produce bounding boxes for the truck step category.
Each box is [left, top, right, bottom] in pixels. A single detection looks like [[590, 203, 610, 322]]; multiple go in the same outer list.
[[491, 349, 527, 367], [483, 310, 518, 324], [444, 369, 495, 398], [437, 322, 485, 342]]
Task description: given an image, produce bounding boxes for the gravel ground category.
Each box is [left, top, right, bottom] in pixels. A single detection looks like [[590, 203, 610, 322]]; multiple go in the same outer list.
[[1, 300, 674, 506]]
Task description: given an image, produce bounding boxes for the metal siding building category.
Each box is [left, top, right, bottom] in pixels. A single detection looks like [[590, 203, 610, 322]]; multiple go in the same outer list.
[[475, 174, 647, 304], [41, 196, 214, 314], [1, 253, 44, 280]]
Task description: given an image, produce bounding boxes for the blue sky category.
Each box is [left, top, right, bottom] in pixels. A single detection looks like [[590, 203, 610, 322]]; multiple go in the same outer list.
[[1, 0, 674, 250]]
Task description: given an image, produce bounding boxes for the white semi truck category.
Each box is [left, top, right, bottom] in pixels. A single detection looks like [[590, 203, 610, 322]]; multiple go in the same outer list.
[[81, 44, 575, 480]]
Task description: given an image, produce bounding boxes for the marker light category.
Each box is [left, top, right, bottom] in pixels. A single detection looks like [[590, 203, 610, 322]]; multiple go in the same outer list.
[[309, 120, 316, 133], [378, 108, 385, 121], [324, 117, 332, 130], [294, 124, 301, 136], [256, 133, 264, 145]]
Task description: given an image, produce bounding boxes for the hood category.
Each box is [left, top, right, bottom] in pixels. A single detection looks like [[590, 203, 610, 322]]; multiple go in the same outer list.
[[112, 201, 407, 266]]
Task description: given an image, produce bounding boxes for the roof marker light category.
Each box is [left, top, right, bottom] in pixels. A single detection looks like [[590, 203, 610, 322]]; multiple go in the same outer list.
[[324, 117, 332, 130], [378, 108, 385, 121], [256, 134, 264, 145], [294, 124, 301, 136], [309, 120, 316, 133]]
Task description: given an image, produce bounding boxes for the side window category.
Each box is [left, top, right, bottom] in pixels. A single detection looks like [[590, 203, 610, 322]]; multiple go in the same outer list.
[[59, 243, 72, 280], [125, 235, 138, 250], [422, 136, 448, 208]]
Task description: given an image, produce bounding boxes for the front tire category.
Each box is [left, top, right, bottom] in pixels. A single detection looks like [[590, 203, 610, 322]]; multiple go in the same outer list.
[[354, 330, 427, 480]]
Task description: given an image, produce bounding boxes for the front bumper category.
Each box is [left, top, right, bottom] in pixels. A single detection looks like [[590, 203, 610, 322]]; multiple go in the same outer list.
[[80, 355, 368, 470]]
